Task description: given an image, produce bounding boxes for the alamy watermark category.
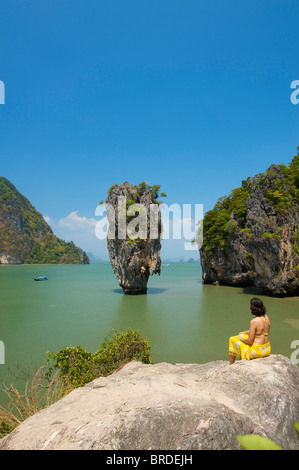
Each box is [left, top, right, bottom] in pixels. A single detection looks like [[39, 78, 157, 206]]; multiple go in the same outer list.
[[0, 340, 4, 364], [95, 199, 203, 251], [290, 80, 299, 105], [0, 80, 5, 104], [290, 340, 299, 365]]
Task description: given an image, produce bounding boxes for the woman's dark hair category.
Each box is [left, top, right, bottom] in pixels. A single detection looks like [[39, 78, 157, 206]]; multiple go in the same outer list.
[[250, 297, 266, 317]]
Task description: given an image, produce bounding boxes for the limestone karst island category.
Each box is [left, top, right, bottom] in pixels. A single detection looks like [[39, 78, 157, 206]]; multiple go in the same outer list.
[[0, 177, 90, 265], [200, 149, 299, 296], [106, 181, 163, 295]]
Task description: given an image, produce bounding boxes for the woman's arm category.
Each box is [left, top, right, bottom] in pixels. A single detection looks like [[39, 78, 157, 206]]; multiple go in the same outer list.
[[238, 321, 256, 346]]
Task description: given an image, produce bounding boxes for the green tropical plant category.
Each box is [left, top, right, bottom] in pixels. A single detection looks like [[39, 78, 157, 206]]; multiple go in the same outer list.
[[236, 434, 283, 450], [236, 422, 299, 450], [46, 328, 152, 390]]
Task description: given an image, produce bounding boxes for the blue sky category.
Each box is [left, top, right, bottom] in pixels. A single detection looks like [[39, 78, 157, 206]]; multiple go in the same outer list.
[[0, 0, 298, 259]]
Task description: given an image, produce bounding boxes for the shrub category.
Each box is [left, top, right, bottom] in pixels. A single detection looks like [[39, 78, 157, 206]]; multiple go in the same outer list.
[[292, 244, 299, 255], [95, 328, 151, 376], [46, 329, 152, 391], [240, 227, 254, 240], [225, 219, 239, 235], [261, 231, 281, 241], [46, 346, 99, 390]]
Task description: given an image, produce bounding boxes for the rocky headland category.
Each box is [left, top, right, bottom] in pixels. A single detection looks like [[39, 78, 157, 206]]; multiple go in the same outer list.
[[106, 182, 163, 294], [0, 355, 298, 450], [0, 177, 89, 264], [200, 149, 299, 296]]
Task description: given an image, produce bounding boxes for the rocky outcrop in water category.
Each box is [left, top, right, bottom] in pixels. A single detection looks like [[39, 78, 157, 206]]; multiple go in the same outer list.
[[106, 182, 163, 294], [0, 177, 90, 264], [1, 355, 298, 450], [200, 150, 299, 296]]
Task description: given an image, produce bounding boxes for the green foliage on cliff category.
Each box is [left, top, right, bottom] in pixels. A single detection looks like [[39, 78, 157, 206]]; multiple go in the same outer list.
[[201, 182, 249, 257], [201, 148, 299, 258], [106, 181, 165, 243], [265, 152, 299, 213], [261, 231, 281, 241], [0, 177, 89, 264], [107, 181, 167, 203], [46, 328, 152, 390]]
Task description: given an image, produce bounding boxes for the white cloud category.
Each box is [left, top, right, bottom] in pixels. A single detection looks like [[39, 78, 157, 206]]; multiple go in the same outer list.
[[43, 215, 55, 227], [58, 211, 97, 233], [42, 208, 202, 260], [41, 211, 108, 259]]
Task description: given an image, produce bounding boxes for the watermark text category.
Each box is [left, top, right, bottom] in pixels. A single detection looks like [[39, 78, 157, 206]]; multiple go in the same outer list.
[[106, 453, 193, 467], [0, 81, 5, 104], [290, 340, 299, 365], [290, 80, 299, 105], [95, 200, 203, 251], [0, 340, 5, 364]]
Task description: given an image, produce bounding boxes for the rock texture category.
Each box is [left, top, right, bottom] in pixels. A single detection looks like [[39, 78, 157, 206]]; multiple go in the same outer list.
[[200, 156, 299, 296], [1, 355, 299, 450], [106, 182, 161, 294], [0, 177, 89, 264]]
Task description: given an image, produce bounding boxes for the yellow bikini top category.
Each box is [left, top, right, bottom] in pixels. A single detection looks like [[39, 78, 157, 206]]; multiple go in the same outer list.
[[255, 315, 269, 337]]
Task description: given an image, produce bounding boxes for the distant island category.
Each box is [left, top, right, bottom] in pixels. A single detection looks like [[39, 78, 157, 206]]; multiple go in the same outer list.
[[199, 147, 299, 296], [0, 177, 89, 265]]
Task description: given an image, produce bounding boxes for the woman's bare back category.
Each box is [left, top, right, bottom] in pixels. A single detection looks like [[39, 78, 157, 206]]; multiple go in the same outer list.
[[253, 314, 270, 344]]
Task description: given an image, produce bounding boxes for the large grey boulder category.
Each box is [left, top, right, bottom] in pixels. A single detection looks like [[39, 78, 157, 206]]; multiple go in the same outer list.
[[1, 355, 298, 450]]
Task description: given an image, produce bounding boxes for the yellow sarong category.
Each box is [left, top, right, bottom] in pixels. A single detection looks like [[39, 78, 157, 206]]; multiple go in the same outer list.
[[228, 334, 271, 361]]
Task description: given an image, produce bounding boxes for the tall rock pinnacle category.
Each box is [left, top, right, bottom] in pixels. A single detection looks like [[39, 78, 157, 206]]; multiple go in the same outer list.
[[105, 182, 164, 294]]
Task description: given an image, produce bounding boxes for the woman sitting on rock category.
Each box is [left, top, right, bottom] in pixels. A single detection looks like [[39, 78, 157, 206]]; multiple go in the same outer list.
[[229, 297, 271, 365]]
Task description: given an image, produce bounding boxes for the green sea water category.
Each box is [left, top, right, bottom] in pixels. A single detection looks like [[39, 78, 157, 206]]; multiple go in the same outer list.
[[0, 263, 298, 405]]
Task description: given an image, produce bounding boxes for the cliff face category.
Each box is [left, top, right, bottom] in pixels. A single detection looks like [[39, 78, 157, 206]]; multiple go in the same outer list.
[[0, 177, 90, 265], [106, 182, 162, 294], [1, 356, 298, 450], [200, 150, 299, 296]]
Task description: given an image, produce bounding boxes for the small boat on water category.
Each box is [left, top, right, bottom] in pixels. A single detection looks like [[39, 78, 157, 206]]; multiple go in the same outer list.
[[34, 276, 48, 281]]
